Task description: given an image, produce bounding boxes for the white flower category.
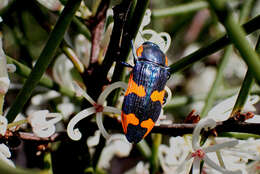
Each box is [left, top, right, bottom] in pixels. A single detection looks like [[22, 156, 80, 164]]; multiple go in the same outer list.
[[207, 94, 259, 122], [76, 1, 92, 19], [0, 115, 7, 136], [57, 97, 76, 120], [6, 64, 16, 73], [204, 138, 260, 174], [75, 34, 91, 69], [98, 134, 132, 169], [0, 36, 10, 95], [135, 9, 171, 53], [67, 81, 127, 141], [125, 161, 149, 174], [246, 114, 260, 123], [53, 54, 75, 91], [158, 136, 193, 174], [28, 110, 62, 138], [36, 0, 62, 11], [31, 90, 60, 106], [0, 144, 15, 167], [247, 161, 260, 174], [176, 118, 241, 174], [99, 22, 113, 62]]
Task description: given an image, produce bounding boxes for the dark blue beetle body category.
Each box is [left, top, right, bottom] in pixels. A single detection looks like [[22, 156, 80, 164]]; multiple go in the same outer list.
[[121, 41, 169, 143]]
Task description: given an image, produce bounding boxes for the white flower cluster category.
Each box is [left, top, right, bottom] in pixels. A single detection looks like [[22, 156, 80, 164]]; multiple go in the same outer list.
[[135, 9, 171, 53]]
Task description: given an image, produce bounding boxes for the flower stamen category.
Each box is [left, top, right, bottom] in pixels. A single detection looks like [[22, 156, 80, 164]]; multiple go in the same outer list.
[[94, 103, 104, 113], [192, 149, 205, 159]]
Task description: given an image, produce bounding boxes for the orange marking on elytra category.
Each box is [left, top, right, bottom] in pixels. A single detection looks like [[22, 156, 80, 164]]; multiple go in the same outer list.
[[140, 118, 155, 138], [125, 73, 146, 97], [136, 45, 143, 57], [121, 112, 139, 133], [150, 90, 165, 105], [165, 56, 168, 66]]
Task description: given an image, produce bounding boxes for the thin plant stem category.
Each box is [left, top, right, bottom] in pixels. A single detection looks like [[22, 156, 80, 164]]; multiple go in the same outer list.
[[72, 17, 91, 41], [136, 140, 152, 160], [231, 35, 260, 116], [0, 159, 45, 174], [164, 87, 260, 109], [207, 0, 260, 85], [0, 94, 3, 115], [239, 0, 254, 23], [150, 134, 162, 174], [169, 15, 260, 74], [219, 132, 260, 139], [200, 0, 253, 118], [200, 46, 232, 118], [43, 152, 53, 174], [7, 119, 27, 129], [62, 43, 85, 73], [152, 1, 209, 18], [6, 0, 81, 122]]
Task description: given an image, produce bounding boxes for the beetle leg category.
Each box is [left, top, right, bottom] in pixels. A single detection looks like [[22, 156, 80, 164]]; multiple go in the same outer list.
[[167, 70, 171, 80], [120, 61, 134, 68]]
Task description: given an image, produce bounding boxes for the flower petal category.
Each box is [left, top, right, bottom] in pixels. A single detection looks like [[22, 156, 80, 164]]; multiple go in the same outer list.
[[67, 107, 96, 140], [96, 112, 110, 140], [175, 153, 193, 173], [203, 154, 242, 174], [72, 81, 95, 105], [204, 140, 238, 153], [163, 86, 172, 107], [97, 82, 127, 105], [192, 157, 200, 174], [192, 118, 216, 150], [0, 115, 7, 136]]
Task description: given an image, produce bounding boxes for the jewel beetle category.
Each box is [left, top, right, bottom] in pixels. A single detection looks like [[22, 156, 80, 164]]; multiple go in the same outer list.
[[121, 41, 170, 143]]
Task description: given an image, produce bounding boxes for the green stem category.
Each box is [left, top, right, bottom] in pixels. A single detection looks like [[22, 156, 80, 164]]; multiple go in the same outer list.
[[231, 35, 260, 116], [219, 132, 260, 139], [0, 159, 45, 174], [169, 15, 260, 74], [6, 0, 81, 122], [6, 56, 75, 97], [7, 119, 27, 129], [43, 152, 53, 174], [164, 87, 260, 109], [0, 94, 3, 115], [239, 0, 254, 23], [231, 71, 254, 116], [136, 140, 152, 160], [152, 1, 209, 18], [150, 134, 162, 174], [72, 17, 91, 41], [202, 0, 254, 118], [207, 0, 260, 85], [200, 46, 232, 118], [230, 0, 258, 114], [62, 43, 85, 73]]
